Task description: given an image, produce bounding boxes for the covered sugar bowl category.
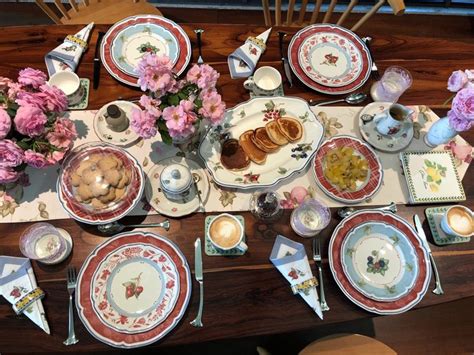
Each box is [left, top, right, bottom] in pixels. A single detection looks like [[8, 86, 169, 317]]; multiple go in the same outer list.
[[160, 163, 195, 201]]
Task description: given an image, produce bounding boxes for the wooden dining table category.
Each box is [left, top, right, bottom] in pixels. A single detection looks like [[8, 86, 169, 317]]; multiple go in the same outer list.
[[0, 20, 473, 353]]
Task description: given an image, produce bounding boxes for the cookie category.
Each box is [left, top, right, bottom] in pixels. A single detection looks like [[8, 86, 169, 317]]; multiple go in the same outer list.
[[116, 171, 130, 189], [90, 182, 110, 197], [115, 187, 126, 200], [76, 160, 95, 176], [71, 173, 81, 187], [91, 198, 107, 209], [88, 154, 102, 163], [76, 183, 94, 201], [104, 169, 122, 187], [111, 155, 123, 169], [82, 167, 104, 185], [99, 187, 116, 203], [98, 157, 118, 171]]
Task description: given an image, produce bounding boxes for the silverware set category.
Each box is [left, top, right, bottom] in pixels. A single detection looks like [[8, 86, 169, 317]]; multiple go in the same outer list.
[[64, 267, 79, 346], [190, 237, 204, 327]]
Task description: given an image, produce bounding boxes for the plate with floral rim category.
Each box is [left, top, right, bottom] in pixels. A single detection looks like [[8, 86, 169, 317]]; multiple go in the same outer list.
[[93, 101, 141, 146], [90, 242, 180, 334], [312, 135, 383, 204], [341, 221, 419, 302], [76, 231, 191, 348], [145, 156, 209, 217], [329, 210, 431, 315], [198, 96, 324, 190]]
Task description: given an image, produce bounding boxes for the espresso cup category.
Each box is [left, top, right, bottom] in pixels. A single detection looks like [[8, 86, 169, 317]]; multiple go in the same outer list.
[[440, 205, 474, 238], [373, 103, 413, 136], [48, 71, 83, 105], [208, 213, 248, 252], [243, 66, 282, 97]]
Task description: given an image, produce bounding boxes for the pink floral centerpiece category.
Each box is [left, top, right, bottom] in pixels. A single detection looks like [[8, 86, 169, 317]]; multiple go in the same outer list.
[[0, 68, 77, 187], [130, 54, 225, 145]]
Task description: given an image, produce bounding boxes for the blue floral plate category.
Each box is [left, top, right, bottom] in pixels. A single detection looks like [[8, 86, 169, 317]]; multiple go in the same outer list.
[[341, 221, 419, 302]]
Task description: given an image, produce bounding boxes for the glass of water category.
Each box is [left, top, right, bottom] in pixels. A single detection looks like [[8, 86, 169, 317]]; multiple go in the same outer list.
[[19, 222, 67, 263], [370, 66, 412, 103]]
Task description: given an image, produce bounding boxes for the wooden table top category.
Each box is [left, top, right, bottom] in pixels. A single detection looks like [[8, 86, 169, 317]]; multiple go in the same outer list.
[[0, 22, 473, 353]]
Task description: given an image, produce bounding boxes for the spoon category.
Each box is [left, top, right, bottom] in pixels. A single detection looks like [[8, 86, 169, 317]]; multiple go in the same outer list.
[[309, 92, 367, 107], [97, 219, 170, 235], [338, 202, 397, 219]]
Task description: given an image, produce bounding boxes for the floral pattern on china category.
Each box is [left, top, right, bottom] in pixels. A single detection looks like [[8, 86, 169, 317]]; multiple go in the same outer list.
[[299, 32, 362, 88], [91, 244, 179, 334]]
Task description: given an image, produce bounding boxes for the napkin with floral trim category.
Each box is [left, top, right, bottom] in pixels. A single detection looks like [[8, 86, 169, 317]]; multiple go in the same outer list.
[[228, 28, 272, 79], [270, 235, 323, 319], [0, 256, 50, 334], [45, 22, 94, 76]]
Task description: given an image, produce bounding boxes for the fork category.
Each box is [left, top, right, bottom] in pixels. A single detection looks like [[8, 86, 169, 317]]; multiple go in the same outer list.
[[362, 36, 380, 80], [313, 238, 330, 312], [63, 267, 79, 346], [194, 29, 204, 65]]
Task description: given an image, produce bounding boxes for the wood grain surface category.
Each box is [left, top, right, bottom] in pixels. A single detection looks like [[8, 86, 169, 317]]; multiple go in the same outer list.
[[0, 21, 473, 353]]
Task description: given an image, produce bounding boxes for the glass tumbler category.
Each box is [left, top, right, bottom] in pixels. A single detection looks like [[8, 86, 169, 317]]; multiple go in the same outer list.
[[290, 199, 331, 237], [249, 191, 283, 222], [19, 222, 67, 263], [370, 66, 413, 103]]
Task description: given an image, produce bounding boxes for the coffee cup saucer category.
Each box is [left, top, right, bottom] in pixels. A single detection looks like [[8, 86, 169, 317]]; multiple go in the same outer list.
[[204, 215, 246, 256], [93, 100, 141, 146], [425, 206, 471, 246], [358, 102, 414, 153], [145, 157, 209, 217]]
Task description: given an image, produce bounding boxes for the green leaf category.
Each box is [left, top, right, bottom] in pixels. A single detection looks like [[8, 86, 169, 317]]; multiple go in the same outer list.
[[264, 101, 275, 110], [427, 175, 433, 182], [168, 94, 180, 106], [279, 108, 286, 116]]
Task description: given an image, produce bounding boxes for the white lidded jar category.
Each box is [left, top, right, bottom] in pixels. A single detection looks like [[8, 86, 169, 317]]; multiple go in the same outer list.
[[160, 163, 195, 201]]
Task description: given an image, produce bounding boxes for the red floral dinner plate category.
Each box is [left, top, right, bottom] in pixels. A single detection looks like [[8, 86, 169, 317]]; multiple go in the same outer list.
[[312, 135, 383, 204], [76, 232, 191, 348], [288, 24, 371, 95], [329, 210, 431, 315], [101, 15, 191, 87]]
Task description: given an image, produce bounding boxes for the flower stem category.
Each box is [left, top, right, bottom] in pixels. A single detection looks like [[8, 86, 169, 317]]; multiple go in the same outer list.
[[442, 93, 456, 106]]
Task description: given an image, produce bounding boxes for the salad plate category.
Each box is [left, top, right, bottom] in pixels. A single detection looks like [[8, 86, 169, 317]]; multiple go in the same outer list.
[[288, 24, 371, 95], [312, 135, 383, 204], [199, 96, 324, 190], [329, 210, 431, 315], [101, 15, 191, 87], [341, 222, 419, 302], [76, 232, 191, 348]]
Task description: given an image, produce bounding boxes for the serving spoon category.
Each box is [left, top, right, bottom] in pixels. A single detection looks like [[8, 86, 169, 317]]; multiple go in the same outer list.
[[309, 92, 367, 107], [97, 219, 170, 235], [338, 202, 397, 219]]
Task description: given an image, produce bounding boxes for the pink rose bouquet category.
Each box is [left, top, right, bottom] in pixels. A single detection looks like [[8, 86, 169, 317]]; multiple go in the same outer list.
[[131, 53, 225, 144], [0, 67, 77, 185], [448, 88, 474, 132]]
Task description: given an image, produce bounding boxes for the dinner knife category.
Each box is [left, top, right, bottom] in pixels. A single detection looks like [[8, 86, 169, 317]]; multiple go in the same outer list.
[[278, 31, 293, 88], [93, 31, 106, 90], [361, 36, 379, 80], [413, 214, 444, 295], [190, 238, 204, 327]]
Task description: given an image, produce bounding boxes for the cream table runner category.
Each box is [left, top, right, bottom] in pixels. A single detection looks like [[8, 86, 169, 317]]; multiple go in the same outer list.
[[0, 106, 471, 223]]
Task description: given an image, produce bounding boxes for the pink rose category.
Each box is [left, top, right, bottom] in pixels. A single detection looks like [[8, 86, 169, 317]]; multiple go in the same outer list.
[[136, 54, 176, 95], [162, 103, 196, 139], [0, 167, 20, 184], [18, 68, 47, 89], [0, 140, 23, 168], [199, 91, 225, 125], [130, 109, 157, 139], [448, 110, 472, 132], [46, 150, 66, 165], [7, 82, 22, 100], [0, 77, 12, 91], [186, 64, 219, 90], [46, 118, 77, 149], [0, 109, 12, 139], [139, 95, 162, 118], [39, 84, 68, 113], [15, 91, 45, 110], [24, 150, 50, 168], [451, 88, 474, 121], [447, 70, 468, 92], [14, 105, 47, 137]]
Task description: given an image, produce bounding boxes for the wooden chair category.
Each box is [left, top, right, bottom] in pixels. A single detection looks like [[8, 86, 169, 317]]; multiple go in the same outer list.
[[299, 334, 397, 355], [261, 0, 405, 31], [35, 0, 163, 25]]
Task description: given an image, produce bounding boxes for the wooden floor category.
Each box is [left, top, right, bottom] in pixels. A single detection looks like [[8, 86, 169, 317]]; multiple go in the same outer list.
[[0, 3, 473, 355]]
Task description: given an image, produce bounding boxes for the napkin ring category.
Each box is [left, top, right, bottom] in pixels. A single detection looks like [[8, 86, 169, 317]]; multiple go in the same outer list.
[[66, 35, 88, 49], [291, 277, 319, 295], [14, 287, 45, 315], [246, 36, 266, 52]]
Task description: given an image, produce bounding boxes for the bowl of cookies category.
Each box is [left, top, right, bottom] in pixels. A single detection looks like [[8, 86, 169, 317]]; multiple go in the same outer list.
[[57, 142, 144, 224]]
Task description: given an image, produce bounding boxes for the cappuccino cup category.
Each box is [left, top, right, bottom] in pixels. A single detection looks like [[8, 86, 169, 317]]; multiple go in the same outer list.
[[440, 205, 473, 238], [243, 66, 282, 97], [208, 213, 247, 251], [48, 71, 83, 105]]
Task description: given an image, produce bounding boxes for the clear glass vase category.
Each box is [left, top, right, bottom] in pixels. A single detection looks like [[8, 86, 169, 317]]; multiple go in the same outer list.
[[424, 116, 458, 148]]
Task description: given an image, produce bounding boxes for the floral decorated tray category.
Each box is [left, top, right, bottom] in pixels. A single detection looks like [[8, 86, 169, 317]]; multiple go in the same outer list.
[[198, 97, 324, 190]]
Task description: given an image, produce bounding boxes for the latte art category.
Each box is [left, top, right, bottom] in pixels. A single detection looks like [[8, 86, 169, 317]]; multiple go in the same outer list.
[[209, 215, 242, 249], [447, 207, 473, 236]]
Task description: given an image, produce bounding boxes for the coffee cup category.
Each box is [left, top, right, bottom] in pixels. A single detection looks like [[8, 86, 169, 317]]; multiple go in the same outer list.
[[373, 103, 414, 136], [208, 213, 247, 252], [48, 71, 83, 105], [440, 205, 473, 238], [243, 66, 282, 97]]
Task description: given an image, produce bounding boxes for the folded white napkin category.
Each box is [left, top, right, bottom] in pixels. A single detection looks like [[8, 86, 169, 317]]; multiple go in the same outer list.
[[45, 22, 94, 76], [228, 28, 272, 79], [270, 235, 323, 319], [0, 256, 50, 334]]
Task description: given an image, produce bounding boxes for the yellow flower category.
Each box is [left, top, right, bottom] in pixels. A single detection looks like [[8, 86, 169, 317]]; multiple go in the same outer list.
[[429, 183, 439, 192], [425, 167, 441, 182]]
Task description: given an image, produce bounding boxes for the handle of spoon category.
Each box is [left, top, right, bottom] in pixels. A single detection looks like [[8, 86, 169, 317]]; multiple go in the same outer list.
[[127, 220, 170, 229], [310, 98, 344, 107]]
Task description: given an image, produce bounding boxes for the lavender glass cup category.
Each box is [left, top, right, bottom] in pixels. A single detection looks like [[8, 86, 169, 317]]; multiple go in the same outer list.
[[290, 199, 331, 238], [370, 66, 413, 103], [19, 222, 67, 263]]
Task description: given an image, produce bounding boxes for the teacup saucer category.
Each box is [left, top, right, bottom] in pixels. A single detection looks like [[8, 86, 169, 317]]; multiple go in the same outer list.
[[358, 102, 414, 153], [204, 215, 246, 256], [145, 156, 209, 217], [68, 78, 90, 110], [93, 100, 140, 146], [425, 206, 471, 246]]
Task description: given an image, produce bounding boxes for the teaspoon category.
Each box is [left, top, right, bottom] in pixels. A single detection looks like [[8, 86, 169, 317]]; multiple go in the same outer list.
[[309, 92, 367, 107], [97, 219, 170, 235], [338, 202, 397, 219]]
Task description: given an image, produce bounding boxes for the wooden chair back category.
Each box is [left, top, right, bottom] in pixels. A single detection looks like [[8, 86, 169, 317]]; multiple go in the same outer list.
[[35, 0, 163, 25], [262, 0, 405, 31], [299, 334, 397, 355]]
